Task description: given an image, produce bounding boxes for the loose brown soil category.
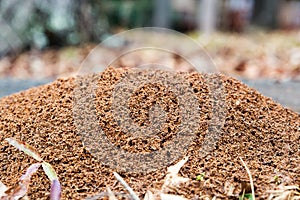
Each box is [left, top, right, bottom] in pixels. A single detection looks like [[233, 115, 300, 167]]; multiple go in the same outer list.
[[0, 67, 299, 199]]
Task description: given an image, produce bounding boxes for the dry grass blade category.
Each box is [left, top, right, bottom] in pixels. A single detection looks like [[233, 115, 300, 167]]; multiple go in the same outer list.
[[85, 192, 107, 200], [239, 157, 255, 200], [113, 172, 140, 200]]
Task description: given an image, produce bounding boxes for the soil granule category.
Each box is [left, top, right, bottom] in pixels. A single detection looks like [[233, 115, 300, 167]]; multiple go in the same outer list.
[[0, 67, 299, 199]]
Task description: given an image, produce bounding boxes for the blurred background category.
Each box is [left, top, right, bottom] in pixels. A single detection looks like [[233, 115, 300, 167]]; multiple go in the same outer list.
[[0, 0, 299, 111]]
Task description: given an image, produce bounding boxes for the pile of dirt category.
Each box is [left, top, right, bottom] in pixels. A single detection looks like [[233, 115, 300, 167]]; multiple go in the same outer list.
[[0, 67, 299, 199]]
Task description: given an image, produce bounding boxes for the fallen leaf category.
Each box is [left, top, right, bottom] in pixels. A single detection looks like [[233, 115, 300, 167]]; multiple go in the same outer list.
[[162, 157, 190, 192], [0, 181, 8, 198], [5, 138, 42, 162], [50, 180, 61, 200], [144, 190, 155, 200], [1, 163, 41, 200], [42, 162, 61, 200], [160, 193, 188, 200], [42, 162, 58, 181]]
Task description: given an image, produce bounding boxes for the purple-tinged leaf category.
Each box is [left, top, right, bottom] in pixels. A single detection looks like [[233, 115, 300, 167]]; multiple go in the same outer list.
[[5, 138, 42, 162], [1, 163, 41, 199], [42, 162, 61, 200], [50, 180, 61, 200], [4, 138, 62, 199], [20, 163, 41, 182]]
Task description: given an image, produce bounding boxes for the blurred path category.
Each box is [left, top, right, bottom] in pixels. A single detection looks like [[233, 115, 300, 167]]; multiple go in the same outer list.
[[243, 80, 300, 113], [0, 79, 52, 98], [0, 79, 299, 113]]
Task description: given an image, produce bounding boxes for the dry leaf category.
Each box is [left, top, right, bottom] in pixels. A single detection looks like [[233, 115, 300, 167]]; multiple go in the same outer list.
[[160, 193, 188, 200], [0, 181, 8, 198], [144, 190, 155, 200], [162, 157, 190, 192]]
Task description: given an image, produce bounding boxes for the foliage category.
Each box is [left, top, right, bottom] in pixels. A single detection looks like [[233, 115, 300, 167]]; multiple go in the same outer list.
[[0, 138, 61, 200], [196, 172, 205, 181], [239, 193, 253, 200], [0, 0, 153, 55]]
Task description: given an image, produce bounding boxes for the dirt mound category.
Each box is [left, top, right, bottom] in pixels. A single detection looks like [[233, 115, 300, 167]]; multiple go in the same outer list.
[[0, 67, 299, 199]]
